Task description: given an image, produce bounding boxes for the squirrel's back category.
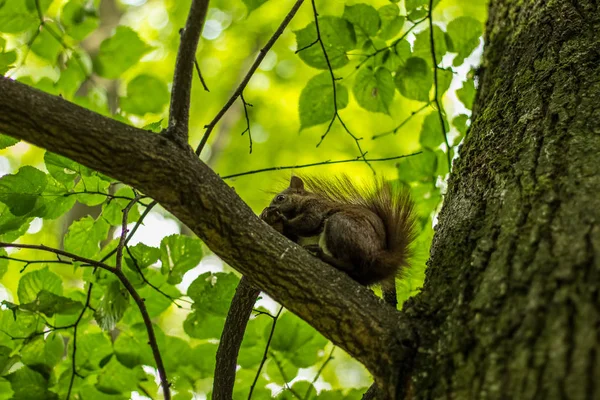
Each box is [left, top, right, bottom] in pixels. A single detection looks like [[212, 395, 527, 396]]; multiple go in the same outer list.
[[301, 175, 418, 283]]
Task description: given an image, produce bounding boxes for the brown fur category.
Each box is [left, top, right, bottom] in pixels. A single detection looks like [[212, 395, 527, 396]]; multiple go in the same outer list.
[[261, 175, 418, 286]]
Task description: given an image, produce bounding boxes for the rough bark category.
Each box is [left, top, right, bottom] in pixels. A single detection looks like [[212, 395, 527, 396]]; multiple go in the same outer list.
[[0, 77, 415, 396], [404, 0, 600, 398]]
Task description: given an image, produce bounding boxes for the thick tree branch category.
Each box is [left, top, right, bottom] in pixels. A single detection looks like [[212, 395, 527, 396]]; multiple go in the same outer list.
[[166, 0, 210, 146], [213, 276, 260, 399], [0, 76, 415, 396]]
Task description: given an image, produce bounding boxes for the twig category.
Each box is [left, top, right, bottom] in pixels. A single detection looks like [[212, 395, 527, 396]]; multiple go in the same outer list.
[[115, 195, 142, 270], [99, 200, 159, 263], [240, 94, 253, 154], [114, 268, 171, 400], [194, 58, 210, 91], [195, 0, 306, 156], [372, 103, 431, 140], [66, 284, 94, 400], [428, 2, 452, 173], [248, 306, 283, 399], [270, 351, 302, 400], [0, 243, 115, 272], [351, 17, 427, 76], [213, 277, 261, 400], [0, 256, 72, 273], [308, 0, 372, 172], [125, 245, 185, 308], [166, 0, 210, 146], [304, 347, 335, 399], [220, 152, 422, 180]]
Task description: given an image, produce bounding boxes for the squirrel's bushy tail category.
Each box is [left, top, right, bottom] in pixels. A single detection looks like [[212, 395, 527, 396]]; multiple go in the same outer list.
[[302, 175, 418, 283]]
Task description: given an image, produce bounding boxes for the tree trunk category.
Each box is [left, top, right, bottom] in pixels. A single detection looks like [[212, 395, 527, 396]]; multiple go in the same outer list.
[[404, 0, 600, 398]]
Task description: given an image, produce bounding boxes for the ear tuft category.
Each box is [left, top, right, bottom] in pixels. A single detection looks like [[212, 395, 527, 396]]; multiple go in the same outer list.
[[290, 176, 304, 190]]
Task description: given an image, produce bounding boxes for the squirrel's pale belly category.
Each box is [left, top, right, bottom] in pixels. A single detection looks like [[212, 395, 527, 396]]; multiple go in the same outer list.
[[297, 233, 333, 256]]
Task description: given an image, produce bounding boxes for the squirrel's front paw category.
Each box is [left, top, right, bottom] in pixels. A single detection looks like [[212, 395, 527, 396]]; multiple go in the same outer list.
[[260, 207, 285, 233], [303, 244, 323, 256]]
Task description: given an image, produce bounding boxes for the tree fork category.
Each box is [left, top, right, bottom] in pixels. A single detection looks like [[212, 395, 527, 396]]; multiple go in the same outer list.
[[0, 76, 416, 397]]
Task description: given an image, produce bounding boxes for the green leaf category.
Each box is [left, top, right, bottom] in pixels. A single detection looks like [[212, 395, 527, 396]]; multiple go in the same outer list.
[[0, 134, 18, 150], [94, 280, 129, 331], [5, 366, 58, 400], [21, 333, 64, 375], [30, 22, 62, 61], [18, 267, 63, 304], [120, 75, 169, 115], [270, 312, 328, 368], [0, 0, 51, 34], [94, 26, 150, 79], [295, 17, 356, 70], [457, 78, 476, 110], [55, 57, 88, 98], [44, 152, 84, 189], [34, 178, 77, 219], [184, 272, 239, 339], [394, 39, 412, 62], [160, 234, 203, 284], [405, 0, 441, 12], [242, 0, 268, 12], [142, 119, 164, 132], [394, 57, 432, 102], [61, 0, 99, 41], [378, 5, 405, 41], [0, 49, 16, 75], [413, 25, 448, 64], [101, 187, 140, 226], [187, 272, 239, 314], [114, 324, 155, 368], [299, 72, 348, 129], [96, 357, 146, 394], [452, 114, 469, 142], [343, 4, 380, 37], [0, 166, 47, 216], [397, 150, 437, 183], [125, 243, 160, 270], [73, 175, 111, 206], [20, 290, 83, 317], [419, 111, 449, 150], [437, 68, 454, 95], [74, 332, 113, 373], [0, 203, 31, 239], [353, 67, 395, 114], [190, 343, 219, 378], [447, 16, 482, 66], [0, 249, 7, 280], [64, 216, 110, 258]]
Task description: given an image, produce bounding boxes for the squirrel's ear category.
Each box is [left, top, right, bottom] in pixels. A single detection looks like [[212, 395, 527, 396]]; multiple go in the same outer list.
[[290, 176, 304, 190]]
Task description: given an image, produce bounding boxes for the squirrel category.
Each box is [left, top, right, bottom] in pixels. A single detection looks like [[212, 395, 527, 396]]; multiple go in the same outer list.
[[260, 175, 417, 287]]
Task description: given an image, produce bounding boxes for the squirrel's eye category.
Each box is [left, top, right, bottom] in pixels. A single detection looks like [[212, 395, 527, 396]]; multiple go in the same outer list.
[[275, 195, 285, 202]]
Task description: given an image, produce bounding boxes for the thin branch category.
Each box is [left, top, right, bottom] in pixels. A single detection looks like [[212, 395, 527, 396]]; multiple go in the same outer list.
[[428, 3, 452, 173], [114, 268, 171, 400], [0, 243, 115, 273], [239, 93, 253, 154], [270, 350, 302, 400], [67, 284, 94, 400], [308, 0, 372, 172], [372, 103, 431, 140], [220, 152, 422, 180], [351, 17, 427, 77], [194, 58, 210, 91], [248, 306, 283, 399], [213, 277, 261, 400], [115, 195, 142, 270], [304, 347, 335, 399], [166, 0, 210, 146], [99, 200, 159, 263], [125, 245, 185, 308], [195, 0, 306, 156], [0, 256, 72, 273]]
